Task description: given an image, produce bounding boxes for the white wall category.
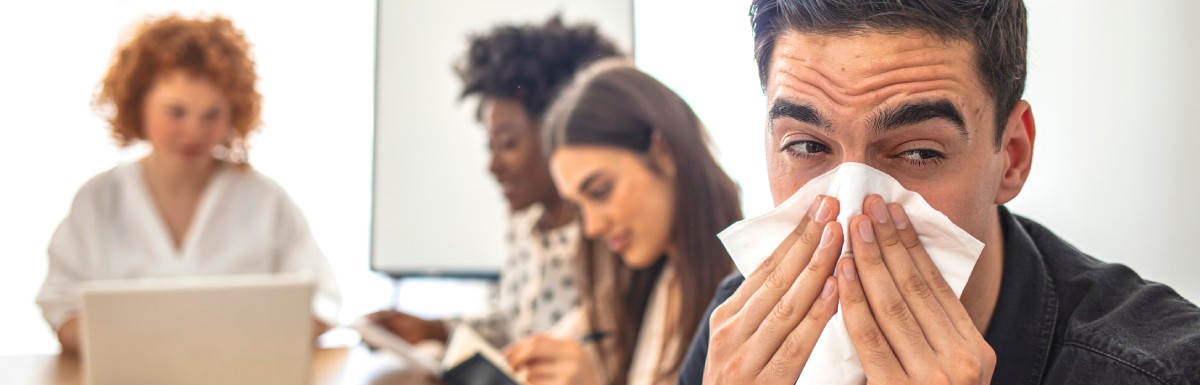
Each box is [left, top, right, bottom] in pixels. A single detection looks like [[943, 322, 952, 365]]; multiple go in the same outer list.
[[634, 1, 772, 218], [633, 0, 1200, 304], [1, 1, 126, 356], [1012, 0, 1200, 302], [0, 0, 392, 355]]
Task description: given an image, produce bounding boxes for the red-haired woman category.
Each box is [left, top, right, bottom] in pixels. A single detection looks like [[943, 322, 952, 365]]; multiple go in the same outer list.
[[36, 15, 339, 355]]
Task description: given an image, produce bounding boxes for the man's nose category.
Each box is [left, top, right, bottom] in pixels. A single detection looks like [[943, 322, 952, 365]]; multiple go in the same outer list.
[[835, 149, 871, 167]]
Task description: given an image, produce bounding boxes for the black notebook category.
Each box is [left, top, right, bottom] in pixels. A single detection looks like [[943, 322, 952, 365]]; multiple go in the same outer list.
[[442, 353, 520, 385], [440, 325, 525, 385]]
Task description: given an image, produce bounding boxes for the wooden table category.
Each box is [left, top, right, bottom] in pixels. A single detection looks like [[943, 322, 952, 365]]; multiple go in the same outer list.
[[0, 346, 439, 385]]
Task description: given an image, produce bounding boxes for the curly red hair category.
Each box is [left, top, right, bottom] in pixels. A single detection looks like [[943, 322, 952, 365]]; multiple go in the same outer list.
[[96, 15, 261, 150]]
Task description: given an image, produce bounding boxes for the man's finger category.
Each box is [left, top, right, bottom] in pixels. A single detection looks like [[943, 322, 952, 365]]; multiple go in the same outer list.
[[866, 197, 962, 352], [888, 203, 979, 341], [724, 195, 827, 309], [847, 215, 936, 373], [742, 221, 842, 369], [761, 275, 840, 381], [722, 196, 838, 338], [838, 258, 907, 383]]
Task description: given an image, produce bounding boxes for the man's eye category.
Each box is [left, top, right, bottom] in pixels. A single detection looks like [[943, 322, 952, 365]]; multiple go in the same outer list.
[[784, 140, 831, 158], [898, 149, 946, 166], [168, 107, 185, 119]]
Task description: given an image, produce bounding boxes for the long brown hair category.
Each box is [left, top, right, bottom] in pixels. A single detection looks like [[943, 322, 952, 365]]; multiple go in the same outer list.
[[543, 60, 742, 384]]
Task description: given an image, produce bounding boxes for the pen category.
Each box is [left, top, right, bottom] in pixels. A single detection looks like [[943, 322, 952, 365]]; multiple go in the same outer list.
[[579, 331, 610, 344]]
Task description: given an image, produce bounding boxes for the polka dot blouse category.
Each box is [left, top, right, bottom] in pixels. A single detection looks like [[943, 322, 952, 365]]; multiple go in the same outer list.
[[445, 203, 582, 347]]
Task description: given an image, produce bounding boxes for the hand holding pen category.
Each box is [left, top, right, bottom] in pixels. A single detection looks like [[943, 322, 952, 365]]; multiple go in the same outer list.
[[503, 330, 609, 385]]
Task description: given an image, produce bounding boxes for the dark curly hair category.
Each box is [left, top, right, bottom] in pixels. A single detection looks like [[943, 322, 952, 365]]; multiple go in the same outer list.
[[455, 15, 623, 122]]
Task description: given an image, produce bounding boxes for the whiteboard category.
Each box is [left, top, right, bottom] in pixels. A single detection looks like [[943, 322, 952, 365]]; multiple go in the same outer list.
[[371, 0, 633, 276]]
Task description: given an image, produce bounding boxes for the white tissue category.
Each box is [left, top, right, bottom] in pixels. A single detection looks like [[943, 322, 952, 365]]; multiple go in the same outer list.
[[717, 162, 984, 385]]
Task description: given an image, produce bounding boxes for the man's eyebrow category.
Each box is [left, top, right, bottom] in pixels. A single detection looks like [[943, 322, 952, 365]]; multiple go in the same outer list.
[[768, 99, 832, 134], [869, 100, 969, 141]]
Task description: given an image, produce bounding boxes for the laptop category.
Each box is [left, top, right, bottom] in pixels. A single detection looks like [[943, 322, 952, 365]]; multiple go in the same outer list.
[[79, 274, 315, 385]]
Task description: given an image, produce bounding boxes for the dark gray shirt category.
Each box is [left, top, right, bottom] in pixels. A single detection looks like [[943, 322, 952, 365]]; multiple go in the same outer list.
[[679, 207, 1200, 385]]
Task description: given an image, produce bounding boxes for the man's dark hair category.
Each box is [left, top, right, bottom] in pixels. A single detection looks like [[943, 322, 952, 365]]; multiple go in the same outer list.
[[750, 0, 1027, 147], [455, 15, 622, 122]]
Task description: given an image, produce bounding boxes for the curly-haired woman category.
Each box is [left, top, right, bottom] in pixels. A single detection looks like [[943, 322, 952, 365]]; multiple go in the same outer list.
[[369, 16, 622, 350], [36, 15, 340, 355]]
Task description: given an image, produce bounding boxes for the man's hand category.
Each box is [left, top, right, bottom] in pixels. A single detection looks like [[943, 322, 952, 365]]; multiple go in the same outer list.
[[367, 310, 448, 343], [504, 335, 598, 385], [703, 195, 843, 384], [838, 195, 996, 385]]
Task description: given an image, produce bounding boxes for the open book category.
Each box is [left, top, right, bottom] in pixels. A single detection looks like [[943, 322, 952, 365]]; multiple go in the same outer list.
[[440, 324, 526, 385], [351, 317, 445, 374], [352, 319, 525, 385]]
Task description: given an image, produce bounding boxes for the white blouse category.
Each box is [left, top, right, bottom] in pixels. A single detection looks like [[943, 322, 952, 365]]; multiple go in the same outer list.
[[36, 161, 341, 329]]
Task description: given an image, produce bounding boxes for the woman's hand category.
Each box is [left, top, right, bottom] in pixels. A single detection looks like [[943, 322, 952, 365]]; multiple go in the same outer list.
[[367, 310, 447, 343], [504, 335, 598, 385], [56, 316, 83, 356]]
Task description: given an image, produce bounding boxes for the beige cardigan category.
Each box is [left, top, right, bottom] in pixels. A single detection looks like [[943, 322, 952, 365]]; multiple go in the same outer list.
[[627, 267, 681, 385], [554, 266, 680, 385]]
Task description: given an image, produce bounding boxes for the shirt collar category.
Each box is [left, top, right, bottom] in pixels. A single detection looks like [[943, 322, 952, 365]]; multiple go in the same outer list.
[[512, 203, 547, 235], [984, 206, 1059, 385]]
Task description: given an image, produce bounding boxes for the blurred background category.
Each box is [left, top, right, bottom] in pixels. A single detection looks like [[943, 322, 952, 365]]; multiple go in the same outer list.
[[1, 0, 1197, 355]]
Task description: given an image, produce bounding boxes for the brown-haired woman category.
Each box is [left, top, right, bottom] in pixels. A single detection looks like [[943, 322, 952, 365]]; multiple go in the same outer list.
[[36, 15, 339, 355], [501, 60, 742, 385]]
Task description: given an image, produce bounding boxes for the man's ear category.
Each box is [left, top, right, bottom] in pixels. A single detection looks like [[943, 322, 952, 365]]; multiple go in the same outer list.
[[648, 131, 677, 179], [995, 100, 1036, 205]]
